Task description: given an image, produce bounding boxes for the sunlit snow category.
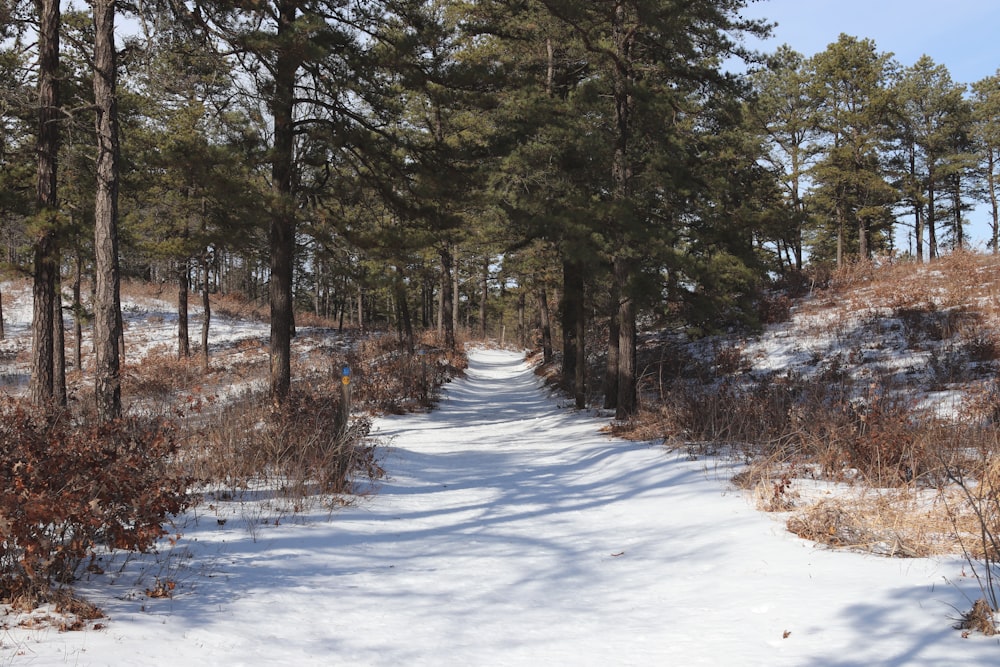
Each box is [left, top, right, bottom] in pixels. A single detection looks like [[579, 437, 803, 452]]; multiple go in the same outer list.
[[1, 347, 996, 665]]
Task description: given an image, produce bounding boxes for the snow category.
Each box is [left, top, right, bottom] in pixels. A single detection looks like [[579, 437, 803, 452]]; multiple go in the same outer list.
[[3, 348, 997, 665]]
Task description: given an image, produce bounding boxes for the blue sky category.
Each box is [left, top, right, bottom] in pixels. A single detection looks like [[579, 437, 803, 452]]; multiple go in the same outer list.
[[739, 0, 1000, 248], [740, 0, 1000, 86]]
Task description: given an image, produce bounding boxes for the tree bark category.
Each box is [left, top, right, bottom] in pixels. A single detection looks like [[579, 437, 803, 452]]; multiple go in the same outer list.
[[910, 147, 924, 262], [614, 257, 637, 419], [561, 259, 585, 408], [440, 247, 455, 349], [53, 261, 65, 406], [610, 0, 637, 418], [451, 246, 460, 341], [480, 256, 488, 339], [951, 175, 964, 250], [517, 291, 526, 348], [93, 0, 122, 422], [201, 253, 211, 370], [928, 180, 938, 259], [177, 258, 189, 358], [268, 1, 298, 401], [394, 264, 414, 354], [604, 305, 619, 411], [29, 0, 60, 408], [73, 253, 82, 371], [538, 288, 553, 364], [988, 149, 999, 254]]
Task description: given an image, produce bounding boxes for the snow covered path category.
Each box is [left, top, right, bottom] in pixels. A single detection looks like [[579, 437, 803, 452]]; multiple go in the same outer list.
[[7, 349, 998, 665]]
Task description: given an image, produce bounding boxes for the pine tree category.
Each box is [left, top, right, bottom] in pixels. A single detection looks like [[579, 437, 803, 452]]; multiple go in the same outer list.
[[748, 46, 816, 271], [972, 72, 1000, 252], [92, 0, 123, 422], [894, 56, 971, 260], [124, 20, 264, 362], [533, 0, 768, 416], [28, 0, 61, 409], [173, 1, 372, 399], [807, 35, 898, 265]]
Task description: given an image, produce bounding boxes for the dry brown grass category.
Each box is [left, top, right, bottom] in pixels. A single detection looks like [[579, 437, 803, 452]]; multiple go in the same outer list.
[[802, 251, 1000, 329], [182, 382, 379, 499], [956, 598, 997, 636], [119, 278, 175, 304], [123, 347, 211, 397], [784, 491, 957, 558], [348, 332, 467, 415], [0, 276, 470, 611], [624, 250, 1000, 574]]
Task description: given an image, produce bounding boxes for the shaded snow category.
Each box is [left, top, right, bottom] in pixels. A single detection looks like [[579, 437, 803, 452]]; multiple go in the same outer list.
[[3, 349, 997, 665]]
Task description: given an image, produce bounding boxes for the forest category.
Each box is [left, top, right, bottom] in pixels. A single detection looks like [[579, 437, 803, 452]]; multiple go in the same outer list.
[[2, 1, 999, 418], [4, 0, 1000, 626]]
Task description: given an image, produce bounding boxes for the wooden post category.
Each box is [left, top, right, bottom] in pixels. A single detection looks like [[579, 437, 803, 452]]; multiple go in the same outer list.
[[338, 365, 352, 437], [420, 349, 427, 404]]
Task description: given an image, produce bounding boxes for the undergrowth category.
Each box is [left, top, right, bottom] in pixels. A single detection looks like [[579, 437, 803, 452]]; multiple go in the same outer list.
[[0, 402, 190, 611], [0, 278, 466, 619], [349, 332, 468, 414], [185, 383, 379, 500], [610, 252, 1000, 632]]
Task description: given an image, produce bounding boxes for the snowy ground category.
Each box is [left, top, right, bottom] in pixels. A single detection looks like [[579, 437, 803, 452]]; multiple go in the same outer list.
[[2, 349, 997, 665]]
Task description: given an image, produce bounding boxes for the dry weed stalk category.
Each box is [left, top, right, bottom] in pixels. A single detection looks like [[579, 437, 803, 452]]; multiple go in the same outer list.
[[945, 449, 1000, 615], [955, 598, 997, 636], [783, 489, 963, 558]]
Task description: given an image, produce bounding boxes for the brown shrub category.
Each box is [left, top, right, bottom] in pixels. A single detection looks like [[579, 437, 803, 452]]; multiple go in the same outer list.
[[349, 335, 466, 414], [956, 598, 997, 636], [123, 349, 208, 398], [757, 292, 794, 325], [188, 384, 379, 498], [0, 401, 190, 607], [210, 291, 269, 322], [787, 500, 869, 547]]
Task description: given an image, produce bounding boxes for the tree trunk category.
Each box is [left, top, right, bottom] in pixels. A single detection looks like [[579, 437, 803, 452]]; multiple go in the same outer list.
[[93, 0, 122, 422], [574, 297, 585, 409], [614, 257, 637, 419], [436, 275, 443, 337], [480, 256, 488, 339], [517, 292, 526, 348], [394, 264, 414, 354], [201, 253, 211, 370], [29, 0, 60, 408], [836, 204, 844, 268], [421, 280, 431, 329], [30, 241, 56, 405], [452, 246, 460, 341], [440, 248, 455, 349], [604, 306, 619, 411], [73, 253, 81, 371], [561, 259, 585, 408], [611, 0, 637, 418], [177, 258, 189, 358], [952, 175, 964, 250], [313, 251, 322, 317], [538, 288, 553, 364], [910, 147, 924, 262], [357, 290, 363, 329], [268, 1, 298, 401], [928, 180, 938, 259], [53, 261, 65, 406], [990, 150, 999, 254]]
